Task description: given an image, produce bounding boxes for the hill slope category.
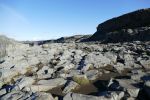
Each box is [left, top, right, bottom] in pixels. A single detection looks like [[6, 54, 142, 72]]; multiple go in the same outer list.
[[88, 8, 150, 42]]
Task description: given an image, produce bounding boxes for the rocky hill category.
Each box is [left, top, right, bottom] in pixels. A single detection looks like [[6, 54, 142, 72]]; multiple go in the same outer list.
[[56, 35, 91, 43], [88, 8, 150, 42], [23, 35, 91, 46]]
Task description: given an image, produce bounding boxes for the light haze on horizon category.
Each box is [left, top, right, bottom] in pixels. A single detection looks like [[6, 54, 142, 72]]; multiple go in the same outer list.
[[0, 0, 150, 41]]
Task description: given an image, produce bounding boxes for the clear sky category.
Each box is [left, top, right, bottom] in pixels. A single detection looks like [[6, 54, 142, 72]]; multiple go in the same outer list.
[[0, 0, 150, 41]]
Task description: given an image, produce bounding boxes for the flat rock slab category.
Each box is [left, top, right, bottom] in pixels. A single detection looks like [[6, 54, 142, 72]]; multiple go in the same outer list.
[[64, 92, 123, 100], [23, 78, 67, 92]]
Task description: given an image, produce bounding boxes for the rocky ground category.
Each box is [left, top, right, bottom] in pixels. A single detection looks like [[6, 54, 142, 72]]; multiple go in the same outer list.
[[0, 41, 150, 100]]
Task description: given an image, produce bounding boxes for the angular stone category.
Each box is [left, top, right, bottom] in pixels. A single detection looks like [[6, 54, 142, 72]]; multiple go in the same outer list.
[[140, 60, 150, 69], [37, 78, 67, 86], [0, 69, 19, 83], [14, 77, 35, 90], [32, 92, 55, 100], [64, 63, 75, 71], [108, 79, 140, 98], [1, 91, 26, 100], [84, 53, 111, 68], [104, 52, 117, 64], [63, 81, 79, 94], [64, 92, 122, 100], [124, 54, 134, 67], [0, 89, 7, 96], [85, 70, 99, 81], [23, 78, 67, 92], [82, 64, 94, 72], [37, 66, 55, 75]]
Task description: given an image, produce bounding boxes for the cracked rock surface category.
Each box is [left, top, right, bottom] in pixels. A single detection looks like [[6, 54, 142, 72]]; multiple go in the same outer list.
[[0, 41, 150, 100]]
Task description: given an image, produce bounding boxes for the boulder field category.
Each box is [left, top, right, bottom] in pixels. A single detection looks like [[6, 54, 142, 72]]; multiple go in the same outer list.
[[0, 41, 150, 100]]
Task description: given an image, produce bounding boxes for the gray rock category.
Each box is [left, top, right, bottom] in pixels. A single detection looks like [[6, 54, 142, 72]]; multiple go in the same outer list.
[[27, 56, 40, 66], [63, 63, 75, 71], [124, 54, 134, 67], [60, 70, 81, 79], [140, 60, 150, 69], [104, 52, 117, 64], [37, 78, 67, 86], [23, 78, 67, 92], [31, 92, 55, 100], [37, 73, 52, 79], [108, 79, 140, 98], [37, 66, 55, 75], [0, 69, 19, 83], [63, 81, 79, 94], [1, 91, 26, 100], [14, 77, 35, 90], [84, 53, 111, 68], [64, 92, 123, 100], [82, 64, 94, 72], [85, 70, 99, 81], [126, 97, 136, 100], [64, 92, 100, 100], [113, 63, 125, 73], [0, 89, 7, 96]]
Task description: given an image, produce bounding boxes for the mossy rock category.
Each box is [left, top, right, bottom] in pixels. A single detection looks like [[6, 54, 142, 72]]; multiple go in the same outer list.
[[73, 75, 90, 85]]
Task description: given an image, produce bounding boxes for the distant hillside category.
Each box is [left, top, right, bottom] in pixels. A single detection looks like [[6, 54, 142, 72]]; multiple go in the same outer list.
[[23, 35, 91, 45], [56, 35, 91, 43], [88, 8, 150, 42]]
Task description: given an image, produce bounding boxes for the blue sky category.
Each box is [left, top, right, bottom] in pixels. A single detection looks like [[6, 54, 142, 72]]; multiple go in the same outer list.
[[0, 0, 150, 41]]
